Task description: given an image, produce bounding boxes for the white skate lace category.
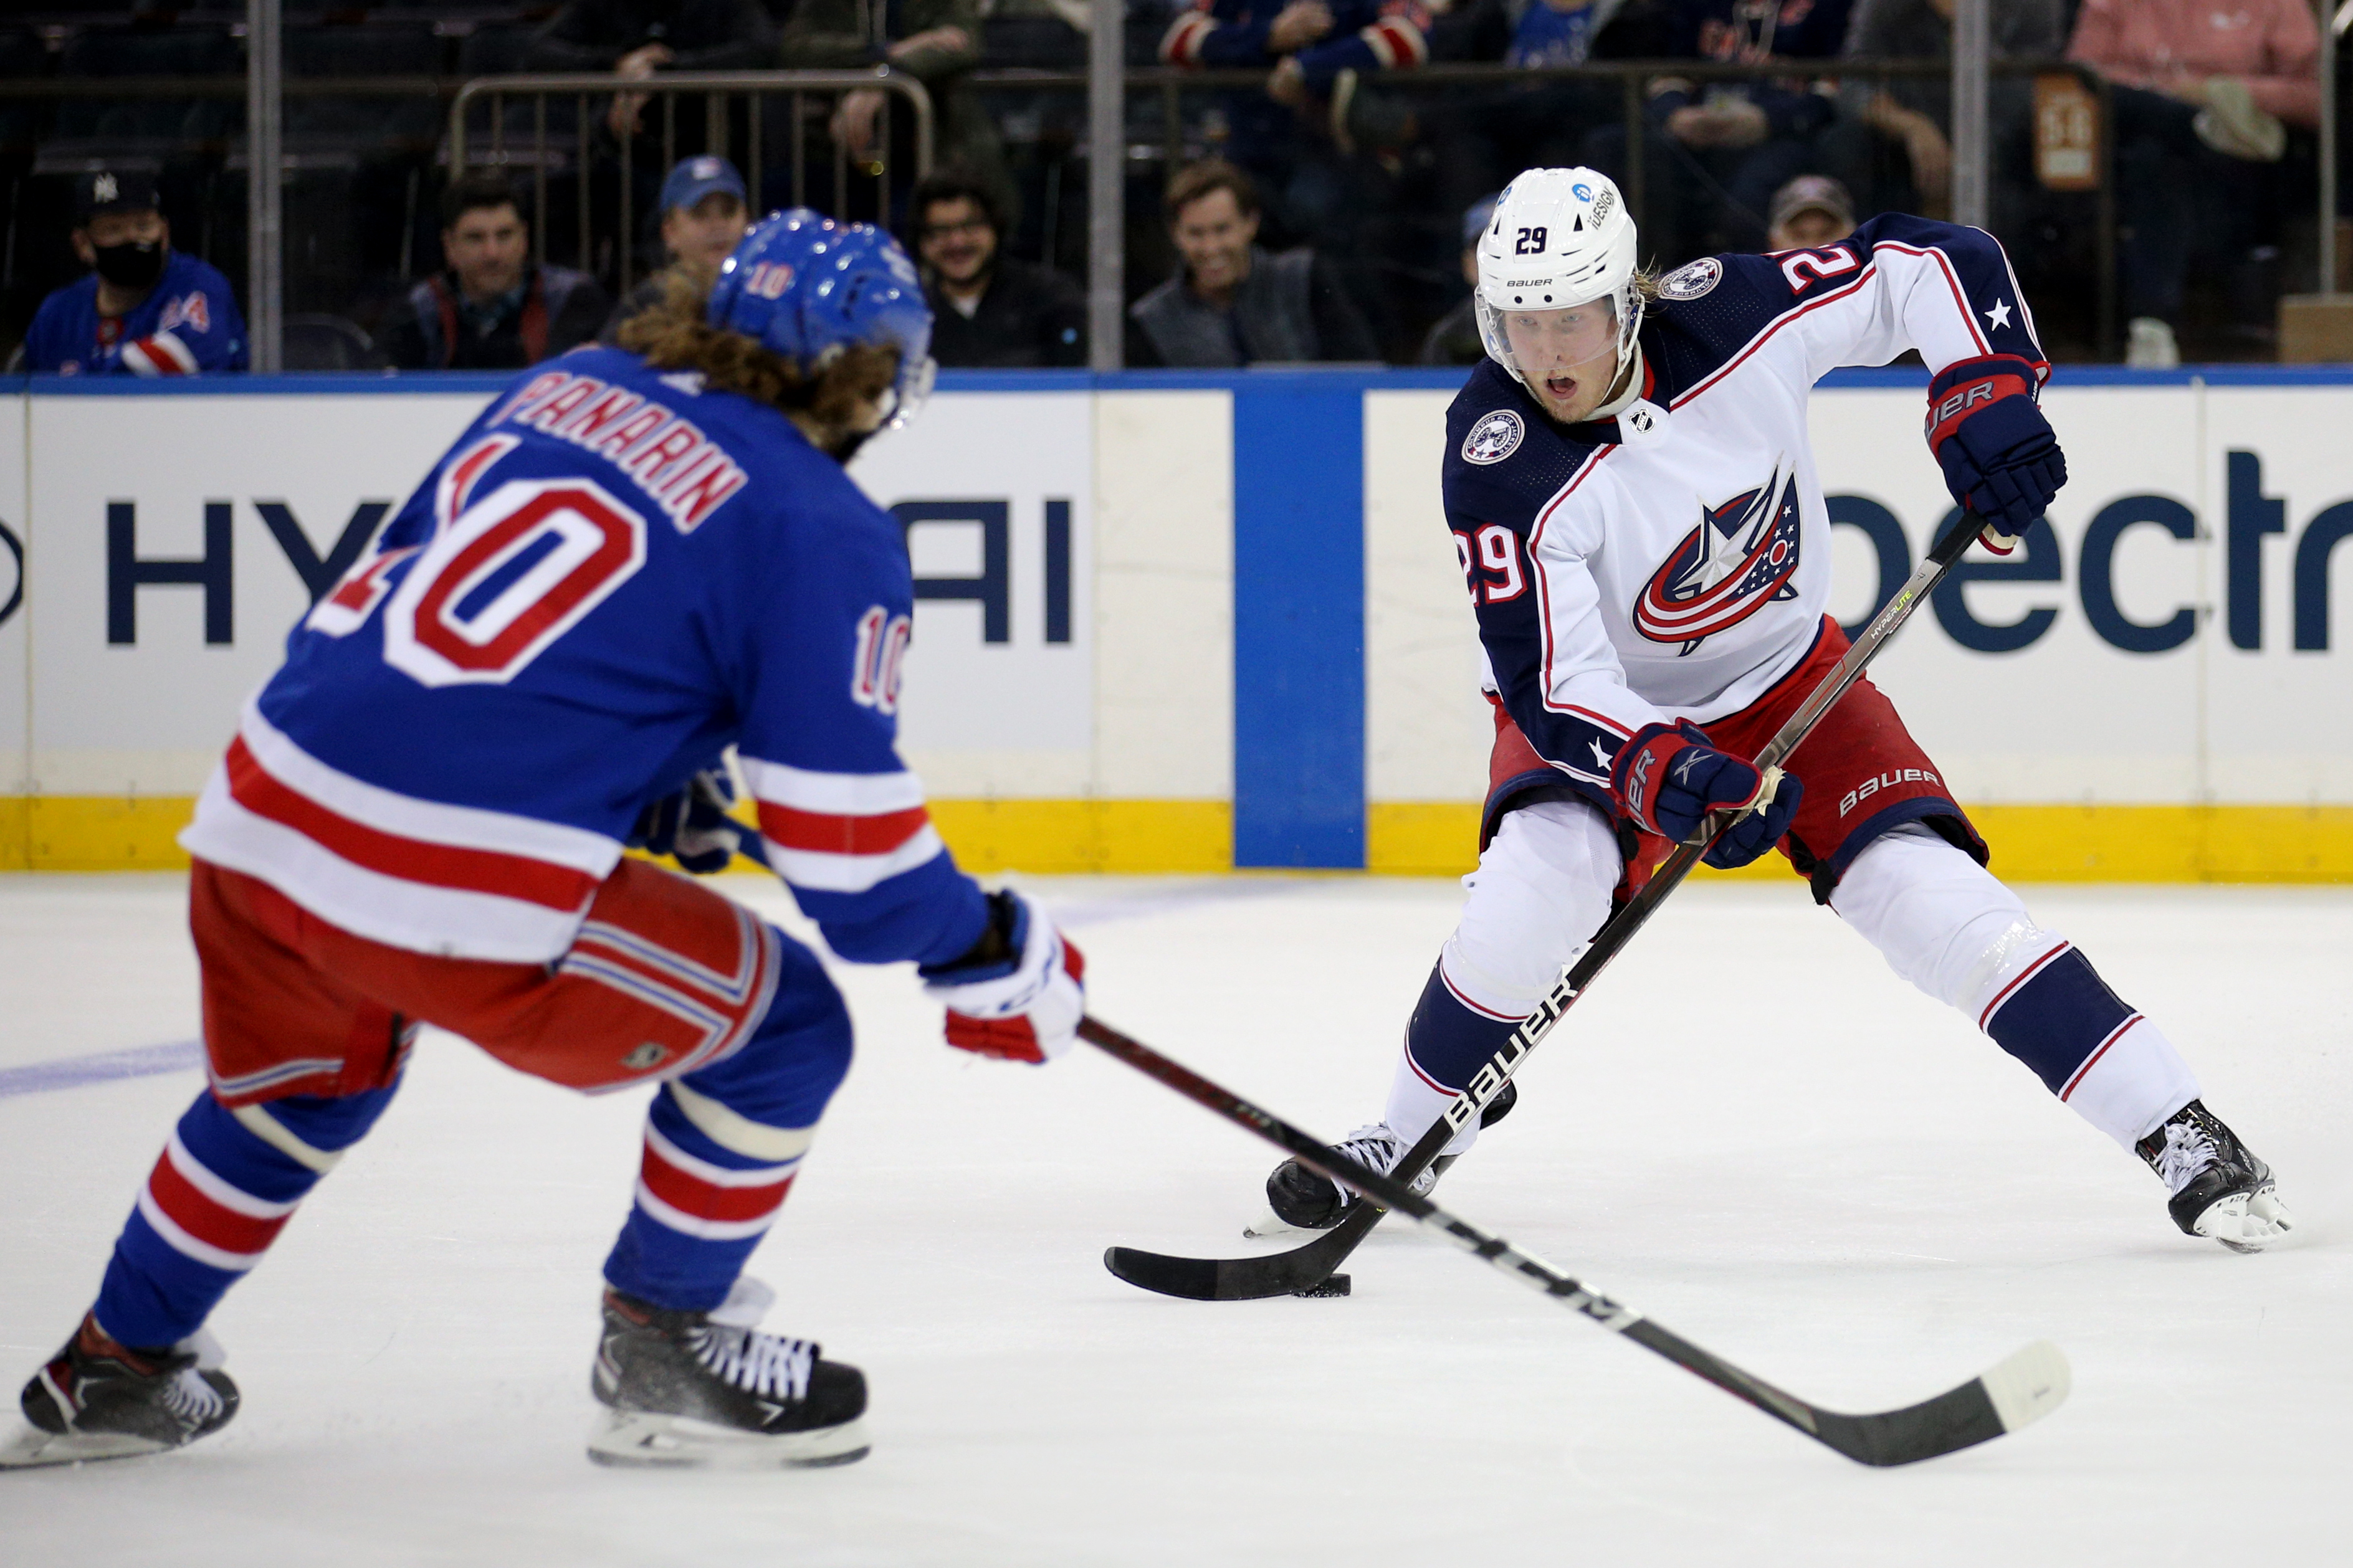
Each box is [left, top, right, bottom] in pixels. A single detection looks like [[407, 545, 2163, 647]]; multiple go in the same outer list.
[[689, 1324, 815, 1404], [2149, 1121, 2220, 1197], [1329, 1124, 1433, 1208], [158, 1368, 224, 1426]]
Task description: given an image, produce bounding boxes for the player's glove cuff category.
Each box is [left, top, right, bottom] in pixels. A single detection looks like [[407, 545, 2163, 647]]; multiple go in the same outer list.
[[1924, 354, 2065, 545], [920, 891, 1086, 1064]]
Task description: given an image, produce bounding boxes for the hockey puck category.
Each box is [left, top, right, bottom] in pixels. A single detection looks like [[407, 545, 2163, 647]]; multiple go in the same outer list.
[[1292, 1274, 1350, 1298]]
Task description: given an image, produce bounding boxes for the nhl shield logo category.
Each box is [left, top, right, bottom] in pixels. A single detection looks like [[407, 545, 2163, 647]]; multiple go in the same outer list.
[[1462, 409, 1525, 465], [621, 1042, 671, 1071], [1659, 257, 1723, 301]]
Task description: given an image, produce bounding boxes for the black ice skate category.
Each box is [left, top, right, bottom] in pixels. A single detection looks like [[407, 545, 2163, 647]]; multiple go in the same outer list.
[[589, 1277, 869, 1468], [1256, 1082, 1519, 1235], [0, 1314, 239, 1470], [2136, 1100, 2294, 1253]]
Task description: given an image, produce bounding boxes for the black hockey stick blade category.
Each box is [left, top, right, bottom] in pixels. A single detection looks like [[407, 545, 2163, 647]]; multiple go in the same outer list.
[[1629, 1321, 2073, 1466], [1081, 1012, 2071, 1465], [1103, 1204, 1380, 1301]]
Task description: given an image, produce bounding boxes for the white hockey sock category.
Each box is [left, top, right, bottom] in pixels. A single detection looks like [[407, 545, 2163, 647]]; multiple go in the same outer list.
[[1832, 825, 2198, 1150], [1383, 1040, 1480, 1157]]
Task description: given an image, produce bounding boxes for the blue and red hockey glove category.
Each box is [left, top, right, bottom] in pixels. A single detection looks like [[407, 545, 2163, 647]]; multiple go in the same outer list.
[[919, 890, 1086, 1064], [1610, 720, 1802, 870], [1924, 353, 2066, 553], [628, 769, 744, 875]]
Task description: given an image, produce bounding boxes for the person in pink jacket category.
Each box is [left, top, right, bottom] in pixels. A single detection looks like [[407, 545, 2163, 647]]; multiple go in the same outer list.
[[2066, 0, 2319, 366]]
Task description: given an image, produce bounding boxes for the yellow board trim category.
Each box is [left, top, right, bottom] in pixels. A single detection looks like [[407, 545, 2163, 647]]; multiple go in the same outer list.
[[1367, 801, 2353, 883], [6, 796, 2351, 881]]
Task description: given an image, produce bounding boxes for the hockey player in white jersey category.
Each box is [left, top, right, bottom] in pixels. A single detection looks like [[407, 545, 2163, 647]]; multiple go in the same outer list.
[[2, 211, 1087, 1472], [1261, 168, 2293, 1253]]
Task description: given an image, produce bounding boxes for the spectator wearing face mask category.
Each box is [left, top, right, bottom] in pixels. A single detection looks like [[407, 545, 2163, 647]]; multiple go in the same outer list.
[[21, 168, 248, 376]]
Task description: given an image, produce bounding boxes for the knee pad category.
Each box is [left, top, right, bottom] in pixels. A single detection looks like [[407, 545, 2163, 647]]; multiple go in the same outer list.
[[1830, 824, 2053, 1014], [675, 931, 853, 1136], [1443, 799, 1621, 1015]]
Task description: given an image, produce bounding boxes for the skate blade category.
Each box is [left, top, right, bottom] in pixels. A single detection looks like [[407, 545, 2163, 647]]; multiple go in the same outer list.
[[0, 1420, 172, 1470], [2197, 1189, 2296, 1254], [586, 1409, 871, 1470]]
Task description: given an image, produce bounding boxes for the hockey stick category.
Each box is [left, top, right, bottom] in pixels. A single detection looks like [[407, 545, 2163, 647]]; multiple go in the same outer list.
[[1077, 1010, 2070, 1465], [1105, 515, 1992, 1301]]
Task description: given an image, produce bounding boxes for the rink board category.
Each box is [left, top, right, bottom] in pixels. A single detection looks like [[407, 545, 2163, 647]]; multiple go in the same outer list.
[[1, 368, 2349, 877]]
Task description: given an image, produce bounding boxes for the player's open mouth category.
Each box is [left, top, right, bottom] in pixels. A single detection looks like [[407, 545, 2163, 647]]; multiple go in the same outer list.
[[1545, 374, 1578, 401]]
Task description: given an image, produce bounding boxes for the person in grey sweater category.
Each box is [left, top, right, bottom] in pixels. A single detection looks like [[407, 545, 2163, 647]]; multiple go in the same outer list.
[[1127, 159, 1380, 368]]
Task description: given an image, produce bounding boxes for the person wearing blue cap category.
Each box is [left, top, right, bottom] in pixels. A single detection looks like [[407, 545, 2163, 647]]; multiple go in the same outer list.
[[3, 209, 1087, 1475], [600, 154, 753, 343]]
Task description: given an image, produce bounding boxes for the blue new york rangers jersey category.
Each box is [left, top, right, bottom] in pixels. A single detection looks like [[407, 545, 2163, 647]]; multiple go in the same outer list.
[[22, 250, 249, 376], [181, 346, 988, 967], [1444, 213, 2047, 815]]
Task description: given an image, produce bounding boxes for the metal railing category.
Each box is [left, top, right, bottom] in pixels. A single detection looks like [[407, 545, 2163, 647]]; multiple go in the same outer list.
[[446, 70, 933, 296], [2, 52, 2327, 365]]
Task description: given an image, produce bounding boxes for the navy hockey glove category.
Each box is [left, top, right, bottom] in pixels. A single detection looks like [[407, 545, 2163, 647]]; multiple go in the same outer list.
[[919, 890, 1086, 1065], [1609, 720, 1803, 870], [1924, 354, 2066, 551], [629, 769, 742, 875]]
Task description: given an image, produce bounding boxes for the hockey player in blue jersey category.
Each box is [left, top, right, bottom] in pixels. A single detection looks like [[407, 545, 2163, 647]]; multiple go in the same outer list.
[[1, 210, 1084, 1471], [21, 168, 248, 377], [1258, 168, 2294, 1256]]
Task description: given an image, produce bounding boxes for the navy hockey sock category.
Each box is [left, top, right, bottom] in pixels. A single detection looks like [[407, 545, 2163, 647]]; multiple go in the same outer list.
[[1380, 962, 1524, 1149], [1978, 944, 2197, 1146], [92, 1085, 396, 1349], [603, 954, 852, 1313]]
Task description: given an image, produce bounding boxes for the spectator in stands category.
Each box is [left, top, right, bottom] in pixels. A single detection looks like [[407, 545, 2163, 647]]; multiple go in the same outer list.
[[1423, 1, 1623, 226], [905, 168, 1087, 368], [1764, 173, 1854, 250], [778, 0, 1011, 222], [21, 169, 247, 377], [601, 155, 752, 341], [1159, 0, 1432, 229], [526, 1, 779, 139], [2067, 0, 2318, 367], [1127, 159, 1380, 366], [1419, 193, 1499, 366], [1837, 0, 2059, 223], [1583, 0, 1853, 259], [379, 174, 611, 371]]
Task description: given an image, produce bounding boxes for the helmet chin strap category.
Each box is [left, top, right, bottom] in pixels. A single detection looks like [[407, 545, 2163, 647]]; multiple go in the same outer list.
[[1590, 344, 1646, 420]]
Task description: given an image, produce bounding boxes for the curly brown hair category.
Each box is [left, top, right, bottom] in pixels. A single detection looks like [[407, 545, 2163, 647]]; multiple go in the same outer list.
[[616, 270, 899, 430]]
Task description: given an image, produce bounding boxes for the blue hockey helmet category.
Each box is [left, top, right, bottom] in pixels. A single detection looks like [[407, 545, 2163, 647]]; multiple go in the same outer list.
[[707, 207, 936, 429]]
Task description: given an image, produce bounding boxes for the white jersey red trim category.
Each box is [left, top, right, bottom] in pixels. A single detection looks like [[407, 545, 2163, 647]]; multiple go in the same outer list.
[[179, 699, 623, 962], [738, 754, 948, 895]]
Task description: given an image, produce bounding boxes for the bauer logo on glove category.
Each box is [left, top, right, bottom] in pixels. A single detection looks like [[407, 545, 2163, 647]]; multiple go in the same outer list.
[[1922, 352, 2066, 552]]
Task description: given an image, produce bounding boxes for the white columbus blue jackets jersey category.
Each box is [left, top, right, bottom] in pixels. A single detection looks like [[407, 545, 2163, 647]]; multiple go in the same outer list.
[[181, 346, 987, 966], [1444, 212, 2046, 814]]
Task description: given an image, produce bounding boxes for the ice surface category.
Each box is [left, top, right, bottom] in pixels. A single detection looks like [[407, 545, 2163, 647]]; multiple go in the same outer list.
[[1, 873, 2346, 1566]]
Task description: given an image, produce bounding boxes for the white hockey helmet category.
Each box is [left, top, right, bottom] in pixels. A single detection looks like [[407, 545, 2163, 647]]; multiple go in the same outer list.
[[1475, 167, 1643, 396]]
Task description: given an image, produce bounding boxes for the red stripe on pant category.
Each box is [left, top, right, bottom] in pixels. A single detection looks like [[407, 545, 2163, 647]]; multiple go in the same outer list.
[[639, 1146, 795, 1225], [146, 1149, 292, 1257]]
